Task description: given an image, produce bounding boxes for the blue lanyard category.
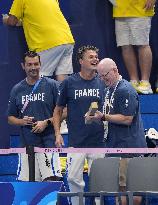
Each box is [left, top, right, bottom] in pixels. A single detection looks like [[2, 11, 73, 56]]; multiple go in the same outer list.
[[31, 78, 41, 93]]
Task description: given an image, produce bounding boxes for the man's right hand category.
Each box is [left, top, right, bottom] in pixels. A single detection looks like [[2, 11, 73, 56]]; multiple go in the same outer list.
[[85, 110, 103, 124], [2, 14, 9, 24], [55, 134, 64, 148], [22, 116, 34, 126]]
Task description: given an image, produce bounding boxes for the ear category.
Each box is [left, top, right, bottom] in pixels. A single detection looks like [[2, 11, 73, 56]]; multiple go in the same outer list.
[[113, 67, 118, 73], [21, 63, 25, 70], [79, 58, 82, 65]]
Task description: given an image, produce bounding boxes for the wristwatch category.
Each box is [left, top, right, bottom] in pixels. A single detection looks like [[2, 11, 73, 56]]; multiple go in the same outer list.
[[47, 119, 51, 126]]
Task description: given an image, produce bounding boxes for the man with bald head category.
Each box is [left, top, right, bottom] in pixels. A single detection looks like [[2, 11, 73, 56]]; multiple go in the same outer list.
[[86, 58, 147, 205], [90, 58, 146, 149]]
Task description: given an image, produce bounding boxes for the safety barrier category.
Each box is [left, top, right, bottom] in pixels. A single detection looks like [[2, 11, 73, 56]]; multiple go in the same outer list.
[[1, 147, 158, 182]]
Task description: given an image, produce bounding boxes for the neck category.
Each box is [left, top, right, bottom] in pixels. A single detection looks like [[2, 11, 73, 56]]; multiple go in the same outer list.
[[111, 75, 122, 88], [26, 76, 40, 85], [79, 70, 96, 80]]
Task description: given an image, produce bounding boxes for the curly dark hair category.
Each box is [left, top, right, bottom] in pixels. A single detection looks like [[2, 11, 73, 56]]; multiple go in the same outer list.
[[77, 45, 99, 62], [24, 50, 41, 63]]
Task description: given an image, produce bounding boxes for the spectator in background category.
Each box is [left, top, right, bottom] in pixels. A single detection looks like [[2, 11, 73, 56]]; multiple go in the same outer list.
[[7, 51, 62, 181], [53, 45, 105, 205], [3, 0, 74, 81], [111, 0, 156, 94], [87, 58, 147, 205]]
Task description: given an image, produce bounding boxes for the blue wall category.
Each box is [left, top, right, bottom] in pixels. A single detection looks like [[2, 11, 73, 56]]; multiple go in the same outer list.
[[0, 0, 158, 148]]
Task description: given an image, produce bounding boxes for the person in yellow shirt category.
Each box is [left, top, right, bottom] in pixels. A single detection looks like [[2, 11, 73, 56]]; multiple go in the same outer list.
[[112, 0, 156, 94], [3, 0, 75, 81]]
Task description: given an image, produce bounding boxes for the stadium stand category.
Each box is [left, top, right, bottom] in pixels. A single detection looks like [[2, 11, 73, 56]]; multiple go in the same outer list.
[[0, 0, 158, 148]]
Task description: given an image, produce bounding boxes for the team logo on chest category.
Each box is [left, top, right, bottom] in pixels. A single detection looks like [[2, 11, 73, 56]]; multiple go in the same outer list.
[[21, 93, 45, 105], [74, 89, 99, 99]]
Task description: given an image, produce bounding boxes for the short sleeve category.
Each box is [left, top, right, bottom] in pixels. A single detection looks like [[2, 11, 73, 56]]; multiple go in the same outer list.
[[116, 89, 138, 116], [56, 79, 68, 107], [9, 0, 24, 20], [51, 80, 60, 105], [7, 86, 19, 117]]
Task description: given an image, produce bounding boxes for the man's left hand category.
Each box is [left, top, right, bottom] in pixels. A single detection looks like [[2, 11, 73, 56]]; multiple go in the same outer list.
[[32, 121, 47, 133]]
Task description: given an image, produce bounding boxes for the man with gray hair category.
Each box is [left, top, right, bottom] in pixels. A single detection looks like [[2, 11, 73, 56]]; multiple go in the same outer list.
[[86, 58, 146, 150], [86, 58, 147, 205]]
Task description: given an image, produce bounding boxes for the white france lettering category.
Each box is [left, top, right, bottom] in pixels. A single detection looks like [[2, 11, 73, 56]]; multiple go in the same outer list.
[[29, 94, 33, 101], [74, 89, 100, 99], [21, 93, 45, 104], [22, 96, 25, 105], [92, 89, 96, 96], [75, 90, 79, 99], [79, 90, 82, 97], [82, 89, 87, 96], [38, 93, 42, 100], [88, 89, 93, 96], [92, 89, 99, 97], [26, 95, 29, 102], [42, 93, 45, 101], [34, 94, 38, 101], [96, 89, 99, 97]]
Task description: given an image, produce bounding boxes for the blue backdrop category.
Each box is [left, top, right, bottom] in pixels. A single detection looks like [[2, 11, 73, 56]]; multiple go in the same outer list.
[[0, 0, 158, 148]]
